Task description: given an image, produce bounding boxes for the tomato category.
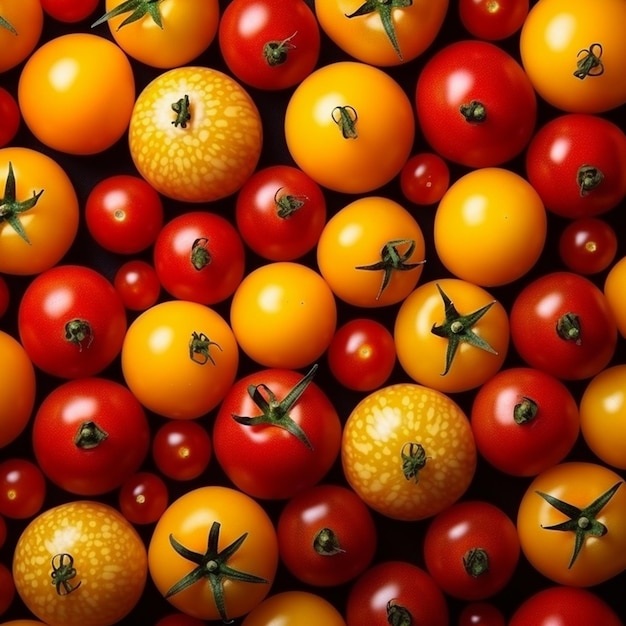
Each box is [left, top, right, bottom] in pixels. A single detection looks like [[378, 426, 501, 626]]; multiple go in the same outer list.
[[416, 40, 537, 168], [509, 586, 624, 626], [399, 152, 450, 206], [32, 378, 150, 496], [604, 255, 626, 338], [113, 259, 161, 311], [0, 459, 46, 520], [558, 217, 618, 274], [0, 0, 43, 73], [277, 484, 377, 587], [423, 500, 520, 601], [525, 113, 626, 218], [230, 262, 336, 369], [148, 485, 278, 622], [152, 419, 213, 482], [342, 383, 477, 521], [0, 515, 6, 548], [85, 174, 164, 255], [316, 196, 426, 307], [212, 365, 342, 500], [242, 590, 346, 626], [0, 276, 8, 319], [433, 168, 547, 286], [517, 461, 626, 586], [153, 211, 246, 305], [128, 66, 262, 203], [40, 0, 99, 22], [0, 562, 14, 616], [13, 501, 147, 626], [284, 61, 415, 194], [219, 0, 320, 90], [0, 330, 36, 449], [315, 0, 449, 66], [18, 33, 135, 155], [579, 365, 626, 470], [118, 472, 169, 526], [0, 148, 79, 276], [121, 300, 239, 419], [346, 561, 449, 626], [459, 0, 528, 40], [457, 602, 506, 626], [394, 279, 509, 393], [235, 164, 327, 262], [18, 265, 127, 379], [92, 0, 219, 69], [0, 88, 20, 148], [471, 367, 580, 477], [326, 318, 396, 392], [0, 621, 47, 626], [510, 271, 618, 380]]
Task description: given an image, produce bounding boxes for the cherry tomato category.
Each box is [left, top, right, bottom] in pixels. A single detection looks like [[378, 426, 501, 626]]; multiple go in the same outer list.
[[0, 88, 19, 148], [0, 459, 46, 520], [0, 276, 8, 319], [0, 514, 6, 548], [40, 0, 99, 22], [457, 602, 506, 626], [399, 152, 450, 206], [118, 472, 169, 525], [0, 0, 43, 73], [113, 259, 161, 311], [558, 217, 618, 274], [604, 255, 626, 338], [0, 562, 14, 617], [459, 0, 529, 40]]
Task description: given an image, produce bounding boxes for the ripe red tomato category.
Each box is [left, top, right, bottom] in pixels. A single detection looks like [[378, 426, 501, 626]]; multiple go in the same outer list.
[[0, 87, 20, 148], [0, 458, 46, 519], [32, 377, 150, 496], [415, 40, 537, 167], [118, 472, 169, 526], [0, 561, 15, 616], [0, 275, 8, 320], [558, 217, 618, 275], [457, 602, 506, 626], [399, 152, 450, 206], [40, 0, 99, 22], [459, 0, 529, 40], [113, 259, 161, 311]]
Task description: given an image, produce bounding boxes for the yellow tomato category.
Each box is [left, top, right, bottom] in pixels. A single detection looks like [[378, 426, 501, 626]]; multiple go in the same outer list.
[[129, 66, 262, 203], [0, 0, 43, 73], [603, 255, 626, 338], [230, 262, 337, 369], [18, 33, 135, 155], [434, 167, 547, 286], [284, 61, 414, 194], [316, 196, 426, 308], [520, 0, 626, 112], [121, 300, 239, 419], [342, 383, 477, 521], [12, 501, 147, 626], [394, 279, 509, 394]]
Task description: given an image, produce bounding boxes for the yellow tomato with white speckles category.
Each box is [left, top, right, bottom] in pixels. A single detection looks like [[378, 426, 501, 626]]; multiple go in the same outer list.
[[342, 383, 477, 521], [128, 66, 263, 203], [12, 501, 147, 626]]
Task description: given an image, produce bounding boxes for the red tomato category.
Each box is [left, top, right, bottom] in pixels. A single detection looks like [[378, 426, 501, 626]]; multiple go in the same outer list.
[[113, 259, 161, 311], [525, 113, 626, 218], [0, 87, 20, 148], [470, 367, 580, 476], [423, 500, 520, 601], [17, 265, 127, 379], [40, 0, 99, 22], [118, 472, 169, 525], [457, 602, 506, 626], [459, 0, 529, 40], [558, 217, 618, 275], [235, 164, 327, 261], [0, 459, 46, 520], [0, 561, 15, 616], [0, 275, 8, 319], [219, 0, 320, 90], [415, 40, 537, 167], [153, 211, 245, 305], [32, 377, 150, 496], [510, 272, 618, 380], [212, 365, 342, 500], [399, 152, 450, 206]]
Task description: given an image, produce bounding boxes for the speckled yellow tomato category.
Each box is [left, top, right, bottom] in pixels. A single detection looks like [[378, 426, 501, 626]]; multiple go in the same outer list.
[[12, 501, 147, 626], [129, 66, 262, 203], [342, 383, 477, 521]]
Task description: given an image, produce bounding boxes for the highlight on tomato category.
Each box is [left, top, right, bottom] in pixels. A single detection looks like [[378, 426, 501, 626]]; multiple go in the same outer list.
[[458, 0, 529, 40], [0, 458, 46, 520], [0, 0, 43, 73]]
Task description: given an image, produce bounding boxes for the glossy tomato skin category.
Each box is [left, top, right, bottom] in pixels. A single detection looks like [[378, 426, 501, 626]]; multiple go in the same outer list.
[[457, 602, 506, 626], [558, 217, 618, 275], [416, 40, 537, 168], [525, 114, 626, 218], [212, 367, 342, 500], [399, 152, 450, 206], [153, 211, 245, 305], [423, 501, 520, 601], [346, 561, 448, 626], [470, 367, 580, 476], [604, 255, 626, 338], [18, 265, 127, 379], [235, 164, 327, 261], [0, 88, 20, 148], [40, 0, 99, 22], [510, 272, 618, 380], [13, 501, 147, 626], [118, 471, 169, 525], [459, 0, 529, 40], [0, 0, 43, 73], [113, 259, 161, 311], [219, 0, 320, 90], [32, 378, 150, 496], [0, 458, 46, 519], [277, 484, 377, 586]]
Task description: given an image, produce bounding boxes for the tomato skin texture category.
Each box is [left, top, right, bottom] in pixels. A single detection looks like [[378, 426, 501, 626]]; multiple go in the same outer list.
[[13, 501, 147, 626], [399, 152, 450, 206], [470, 367, 580, 477], [342, 383, 477, 521], [0, 148, 79, 276], [510, 272, 617, 381], [18, 34, 135, 155], [113, 259, 161, 311], [129, 66, 262, 203], [346, 560, 449, 626], [284, 62, 415, 194], [0, 0, 43, 73], [423, 500, 520, 601], [416, 40, 537, 168], [118, 472, 169, 525], [525, 114, 626, 219], [434, 167, 547, 286], [558, 217, 618, 275], [517, 462, 626, 587], [459, 0, 528, 40], [0, 88, 20, 148], [0, 459, 46, 519], [32, 378, 150, 496], [457, 602, 506, 626], [40, 0, 99, 22]]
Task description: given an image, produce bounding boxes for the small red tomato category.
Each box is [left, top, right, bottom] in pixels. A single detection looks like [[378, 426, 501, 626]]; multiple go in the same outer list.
[[457, 602, 506, 626], [118, 472, 169, 525], [400, 152, 450, 206], [0, 458, 46, 519], [0, 87, 20, 148], [40, 0, 100, 22], [0, 561, 15, 616], [0, 275, 9, 319], [114, 259, 161, 311], [558, 217, 618, 275], [459, 0, 529, 40]]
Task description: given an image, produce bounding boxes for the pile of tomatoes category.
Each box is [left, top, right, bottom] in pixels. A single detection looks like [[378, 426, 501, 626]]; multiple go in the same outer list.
[[1, 0, 626, 625]]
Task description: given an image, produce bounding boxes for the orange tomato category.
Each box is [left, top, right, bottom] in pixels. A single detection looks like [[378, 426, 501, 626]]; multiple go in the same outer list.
[[0, 0, 43, 73], [603, 255, 626, 338]]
